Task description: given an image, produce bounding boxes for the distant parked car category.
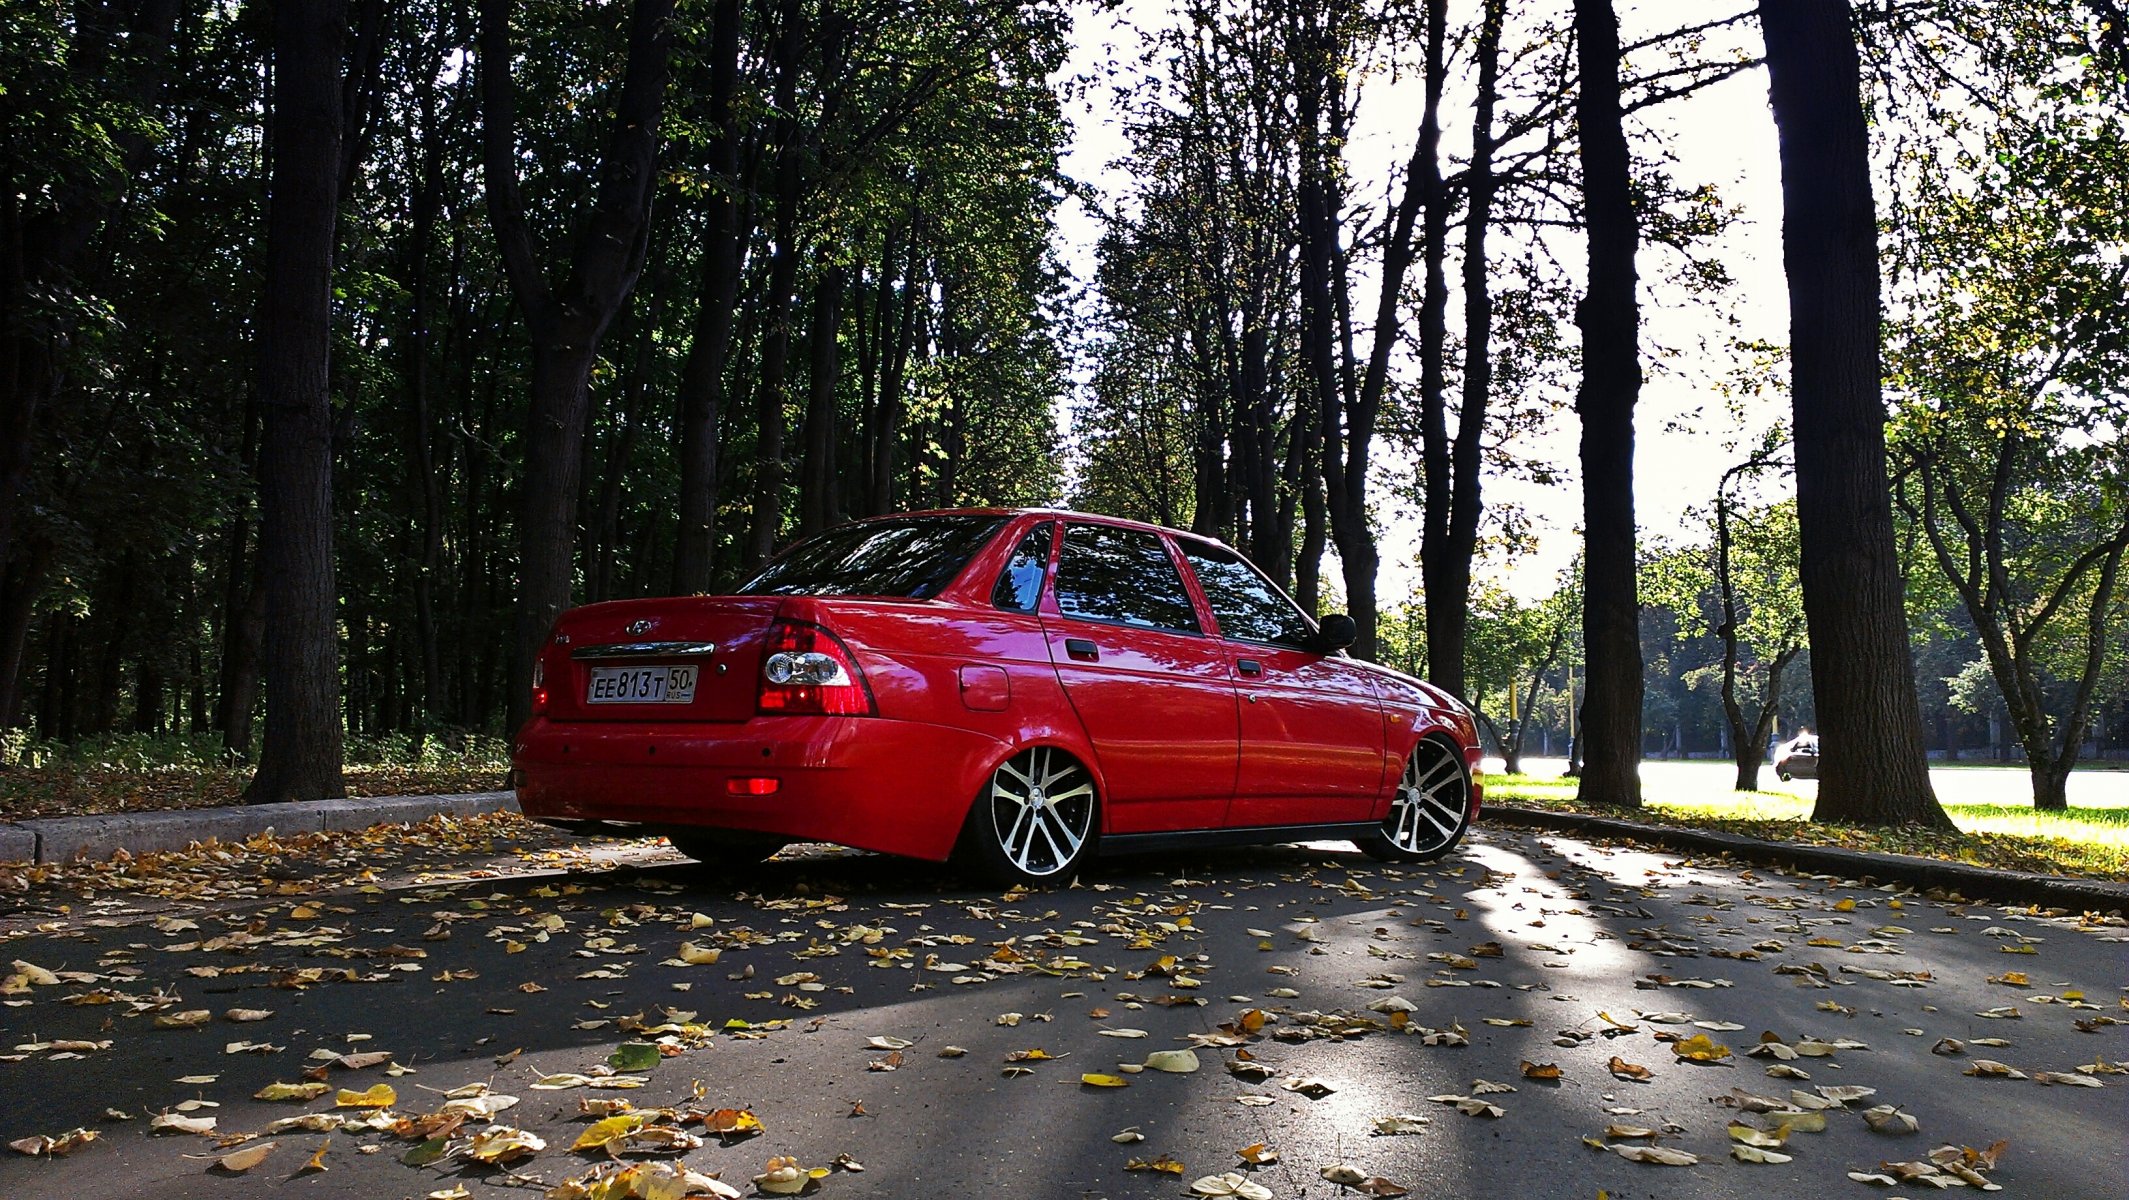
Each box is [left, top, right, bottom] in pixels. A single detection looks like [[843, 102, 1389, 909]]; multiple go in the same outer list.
[[512, 508, 1483, 884], [1774, 733, 1819, 782]]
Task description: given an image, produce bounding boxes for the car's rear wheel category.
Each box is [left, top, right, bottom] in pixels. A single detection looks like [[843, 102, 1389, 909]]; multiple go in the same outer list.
[[665, 830, 788, 866], [961, 746, 1097, 886], [1359, 739, 1472, 863]]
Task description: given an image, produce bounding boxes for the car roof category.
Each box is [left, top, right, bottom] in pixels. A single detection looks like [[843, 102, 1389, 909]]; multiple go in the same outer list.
[[861, 506, 1222, 546]]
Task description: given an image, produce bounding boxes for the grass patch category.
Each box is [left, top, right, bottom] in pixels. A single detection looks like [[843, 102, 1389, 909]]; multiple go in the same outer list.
[[0, 732, 510, 820], [1484, 771, 2129, 883]]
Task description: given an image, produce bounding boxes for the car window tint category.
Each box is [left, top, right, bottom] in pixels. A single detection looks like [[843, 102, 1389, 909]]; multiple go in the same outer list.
[[1179, 540, 1313, 647], [991, 522, 1052, 613], [737, 515, 1007, 599], [1055, 525, 1200, 633]]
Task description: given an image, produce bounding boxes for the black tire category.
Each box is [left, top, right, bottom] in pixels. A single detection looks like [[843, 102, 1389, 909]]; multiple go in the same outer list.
[[665, 830, 788, 866], [1358, 739, 1473, 863], [957, 746, 1098, 886], [1778, 771, 1793, 782]]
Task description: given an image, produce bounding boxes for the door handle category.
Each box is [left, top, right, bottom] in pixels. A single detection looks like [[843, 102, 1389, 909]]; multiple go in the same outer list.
[[1237, 658, 1263, 676], [1064, 638, 1099, 661]]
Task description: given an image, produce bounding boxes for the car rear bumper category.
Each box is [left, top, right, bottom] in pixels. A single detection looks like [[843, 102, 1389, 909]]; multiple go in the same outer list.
[[512, 714, 1008, 862]]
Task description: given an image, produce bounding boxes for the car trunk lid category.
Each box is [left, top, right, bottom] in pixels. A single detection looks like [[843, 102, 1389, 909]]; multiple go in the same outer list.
[[543, 597, 784, 722]]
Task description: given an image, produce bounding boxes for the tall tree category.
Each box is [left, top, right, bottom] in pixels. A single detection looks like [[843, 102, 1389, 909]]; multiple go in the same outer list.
[[1888, 103, 2129, 811], [1760, 0, 1950, 828], [481, 0, 675, 733], [1419, 0, 1507, 699], [1291, 0, 1432, 659], [1571, 0, 1644, 808], [670, 0, 748, 595], [245, 0, 351, 803]]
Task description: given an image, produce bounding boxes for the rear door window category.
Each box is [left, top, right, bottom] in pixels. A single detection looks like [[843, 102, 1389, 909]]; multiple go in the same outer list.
[[1178, 540, 1314, 647], [992, 522, 1053, 613], [738, 515, 1007, 599], [1054, 524, 1200, 633]]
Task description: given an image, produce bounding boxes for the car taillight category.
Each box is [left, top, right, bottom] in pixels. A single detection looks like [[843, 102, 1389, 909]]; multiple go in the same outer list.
[[532, 656, 549, 714], [758, 620, 875, 715]]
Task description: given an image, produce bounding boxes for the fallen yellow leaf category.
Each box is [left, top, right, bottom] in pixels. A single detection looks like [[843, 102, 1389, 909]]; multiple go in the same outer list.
[[334, 1083, 396, 1109]]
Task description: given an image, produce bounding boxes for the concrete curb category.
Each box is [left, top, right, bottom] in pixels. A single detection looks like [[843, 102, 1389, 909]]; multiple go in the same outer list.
[[1482, 804, 2129, 913], [0, 791, 519, 865]]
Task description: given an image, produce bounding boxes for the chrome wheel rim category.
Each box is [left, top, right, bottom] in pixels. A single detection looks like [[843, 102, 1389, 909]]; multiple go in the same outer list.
[[1385, 741, 1467, 855], [988, 747, 1095, 877]]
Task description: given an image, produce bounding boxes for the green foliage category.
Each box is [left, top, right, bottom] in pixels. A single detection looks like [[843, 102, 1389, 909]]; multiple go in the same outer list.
[[1880, 2, 2129, 796], [1, 0, 1075, 753]]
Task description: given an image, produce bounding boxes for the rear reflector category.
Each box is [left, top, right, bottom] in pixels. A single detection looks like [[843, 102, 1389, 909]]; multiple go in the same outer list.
[[726, 776, 781, 796]]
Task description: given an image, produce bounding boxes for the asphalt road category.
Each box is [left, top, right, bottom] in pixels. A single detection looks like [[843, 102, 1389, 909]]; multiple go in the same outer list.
[[3, 817, 2124, 1200], [1505, 756, 2129, 809]]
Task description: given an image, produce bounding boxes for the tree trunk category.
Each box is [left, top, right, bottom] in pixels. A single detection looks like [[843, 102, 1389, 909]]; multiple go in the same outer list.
[[671, 0, 746, 593], [1761, 0, 1949, 828], [407, 51, 447, 725], [245, 0, 349, 803], [1572, 0, 1645, 809], [1412, 0, 1455, 684], [1424, 0, 1505, 701], [869, 226, 920, 517], [798, 256, 845, 537], [484, 0, 675, 733], [745, 0, 807, 567], [510, 332, 601, 720], [0, 544, 49, 729]]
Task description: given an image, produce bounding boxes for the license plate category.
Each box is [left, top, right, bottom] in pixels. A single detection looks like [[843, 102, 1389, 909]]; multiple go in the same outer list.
[[586, 665, 699, 705]]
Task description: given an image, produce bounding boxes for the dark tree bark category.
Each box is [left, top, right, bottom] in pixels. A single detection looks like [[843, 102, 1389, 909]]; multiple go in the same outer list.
[[483, 0, 676, 734], [745, 0, 807, 568], [1761, 0, 1950, 827], [1412, 0, 1454, 672], [867, 223, 921, 517], [797, 256, 845, 537], [1572, 0, 1645, 808], [0, 544, 50, 729], [245, 0, 350, 803], [1292, 1, 1431, 656], [671, 0, 747, 593], [1422, 0, 1506, 701], [406, 38, 448, 725]]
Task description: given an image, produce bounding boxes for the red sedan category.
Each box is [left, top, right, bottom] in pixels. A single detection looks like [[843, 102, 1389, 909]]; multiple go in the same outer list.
[[513, 509, 1481, 884]]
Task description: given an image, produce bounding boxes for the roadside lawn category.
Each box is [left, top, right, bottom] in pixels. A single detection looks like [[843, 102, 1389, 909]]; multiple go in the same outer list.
[[0, 733, 510, 821], [1485, 770, 2129, 883]]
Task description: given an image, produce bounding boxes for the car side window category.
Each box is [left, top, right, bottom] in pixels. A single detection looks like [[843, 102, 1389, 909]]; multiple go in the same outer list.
[[991, 522, 1053, 613], [1178, 540, 1314, 647], [1055, 525, 1200, 634]]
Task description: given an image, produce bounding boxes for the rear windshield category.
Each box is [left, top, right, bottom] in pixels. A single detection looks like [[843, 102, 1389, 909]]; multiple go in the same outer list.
[[736, 516, 1009, 599]]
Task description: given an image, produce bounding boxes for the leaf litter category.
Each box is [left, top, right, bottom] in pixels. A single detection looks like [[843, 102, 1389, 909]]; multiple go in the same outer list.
[[0, 814, 2116, 1197]]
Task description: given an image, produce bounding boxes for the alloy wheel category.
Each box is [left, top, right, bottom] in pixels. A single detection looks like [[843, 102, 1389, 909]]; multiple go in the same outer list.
[[1379, 739, 1469, 858], [985, 746, 1096, 879]]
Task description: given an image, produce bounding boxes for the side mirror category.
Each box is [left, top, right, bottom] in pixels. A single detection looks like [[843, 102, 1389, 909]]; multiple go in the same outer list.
[[1309, 613, 1357, 654]]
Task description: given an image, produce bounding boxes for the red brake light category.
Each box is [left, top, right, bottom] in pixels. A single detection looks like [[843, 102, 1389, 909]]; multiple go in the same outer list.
[[532, 656, 549, 714], [757, 620, 875, 715]]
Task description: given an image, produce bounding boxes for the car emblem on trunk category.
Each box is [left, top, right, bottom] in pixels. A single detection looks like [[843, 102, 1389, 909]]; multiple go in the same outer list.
[[627, 619, 655, 636]]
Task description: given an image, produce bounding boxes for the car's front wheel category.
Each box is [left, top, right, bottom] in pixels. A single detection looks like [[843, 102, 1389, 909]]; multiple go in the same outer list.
[[960, 746, 1098, 886], [1359, 739, 1472, 863]]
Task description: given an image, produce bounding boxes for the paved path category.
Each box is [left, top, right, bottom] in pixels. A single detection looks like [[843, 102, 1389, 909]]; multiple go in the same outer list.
[[3, 818, 2122, 1199], [1504, 756, 2129, 809]]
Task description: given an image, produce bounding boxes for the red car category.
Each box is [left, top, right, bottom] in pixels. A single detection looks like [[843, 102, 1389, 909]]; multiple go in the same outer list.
[[513, 509, 1481, 884]]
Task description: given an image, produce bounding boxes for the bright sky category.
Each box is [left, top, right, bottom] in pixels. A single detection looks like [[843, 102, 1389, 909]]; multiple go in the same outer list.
[[1053, 1, 1798, 604]]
